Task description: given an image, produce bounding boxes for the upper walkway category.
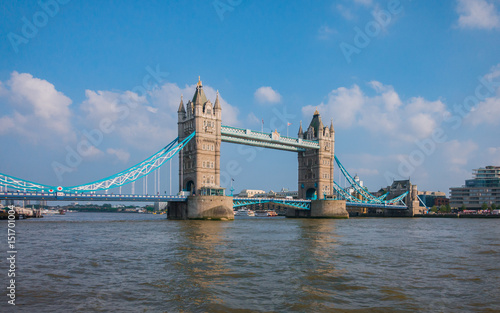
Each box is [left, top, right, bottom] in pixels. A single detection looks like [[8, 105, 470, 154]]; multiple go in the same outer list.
[[221, 125, 320, 152]]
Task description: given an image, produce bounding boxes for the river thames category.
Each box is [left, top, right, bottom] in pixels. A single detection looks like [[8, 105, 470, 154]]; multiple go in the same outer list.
[[1, 213, 499, 312]]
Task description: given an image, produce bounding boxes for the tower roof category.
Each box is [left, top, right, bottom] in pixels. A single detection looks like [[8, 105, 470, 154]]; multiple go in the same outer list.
[[214, 90, 221, 109], [298, 120, 303, 136], [192, 76, 208, 105], [177, 94, 185, 113], [308, 110, 323, 136]]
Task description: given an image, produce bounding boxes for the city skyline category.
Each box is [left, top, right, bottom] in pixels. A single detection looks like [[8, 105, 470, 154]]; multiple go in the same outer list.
[[1, 0, 500, 195]]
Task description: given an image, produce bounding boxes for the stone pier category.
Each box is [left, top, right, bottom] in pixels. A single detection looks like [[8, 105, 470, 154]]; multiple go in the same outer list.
[[167, 195, 234, 220], [286, 199, 348, 219]]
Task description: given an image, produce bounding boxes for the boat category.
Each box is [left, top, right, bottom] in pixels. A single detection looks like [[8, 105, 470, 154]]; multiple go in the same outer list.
[[255, 210, 278, 217], [234, 208, 255, 216], [267, 210, 278, 217]]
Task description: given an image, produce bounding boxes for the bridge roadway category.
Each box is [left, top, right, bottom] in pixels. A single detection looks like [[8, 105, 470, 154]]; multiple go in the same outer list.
[[1, 192, 407, 210], [0, 191, 188, 202]]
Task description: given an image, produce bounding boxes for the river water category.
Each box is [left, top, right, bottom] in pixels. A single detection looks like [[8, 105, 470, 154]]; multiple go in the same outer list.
[[1, 213, 499, 312]]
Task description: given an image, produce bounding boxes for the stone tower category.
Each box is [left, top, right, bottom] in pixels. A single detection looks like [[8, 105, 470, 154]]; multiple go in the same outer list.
[[297, 110, 335, 199], [177, 77, 222, 194]]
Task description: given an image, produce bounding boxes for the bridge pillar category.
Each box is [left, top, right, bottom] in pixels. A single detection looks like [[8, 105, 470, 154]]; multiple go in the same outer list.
[[310, 199, 348, 218], [286, 200, 348, 219], [167, 196, 234, 220]]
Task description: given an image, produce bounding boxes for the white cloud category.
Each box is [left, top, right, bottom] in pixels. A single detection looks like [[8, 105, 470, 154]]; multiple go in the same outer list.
[[348, 168, 379, 176], [487, 147, 500, 165], [354, 0, 373, 7], [456, 0, 500, 29], [302, 82, 449, 142], [336, 4, 355, 20], [442, 140, 478, 173], [465, 64, 500, 125], [466, 97, 500, 125], [254, 86, 282, 104], [78, 80, 241, 150], [246, 112, 260, 125], [0, 72, 74, 143], [151, 81, 240, 126], [107, 148, 130, 163], [317, 25, 337, 40]]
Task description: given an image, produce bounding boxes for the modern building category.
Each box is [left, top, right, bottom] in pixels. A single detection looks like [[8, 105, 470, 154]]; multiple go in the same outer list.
[[450, 166, 500, 209]]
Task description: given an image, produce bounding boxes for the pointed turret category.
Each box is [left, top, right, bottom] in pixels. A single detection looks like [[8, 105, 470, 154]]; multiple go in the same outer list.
[[214, 90, 221, 110], [308, 109, 323, 138], [192, 76, 208, 106], [298, 121, 303, 137], [178, 94, 186, 113], [330, 118, 334, 133]]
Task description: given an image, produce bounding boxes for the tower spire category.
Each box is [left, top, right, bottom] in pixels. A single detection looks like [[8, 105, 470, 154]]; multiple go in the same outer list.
[[298, 120, 303, 136], [214, 90, 221, 110], [330, 118, 334, 133], [177, 94, 185, 113]]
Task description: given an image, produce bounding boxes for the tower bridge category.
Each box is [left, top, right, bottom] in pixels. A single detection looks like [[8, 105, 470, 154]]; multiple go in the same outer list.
[[0, 77, 420, 219]]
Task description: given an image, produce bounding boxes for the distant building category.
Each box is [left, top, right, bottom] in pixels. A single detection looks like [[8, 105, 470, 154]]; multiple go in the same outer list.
[[237, 189, 266, 198], [450, 166, 500, 209], [254, 188, 298, 199], [377, 179, 425, 214], [418, 191, 447, 208], [237, 188, 298, 199]]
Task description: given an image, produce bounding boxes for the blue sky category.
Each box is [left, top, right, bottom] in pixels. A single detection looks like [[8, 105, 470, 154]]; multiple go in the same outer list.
[[1, 0, 500, 196]]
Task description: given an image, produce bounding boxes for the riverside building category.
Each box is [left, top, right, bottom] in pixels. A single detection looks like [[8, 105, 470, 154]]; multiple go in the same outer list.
[[450, 166, 500, 209]]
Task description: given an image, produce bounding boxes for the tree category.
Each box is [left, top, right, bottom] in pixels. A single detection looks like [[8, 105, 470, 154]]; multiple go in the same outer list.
[[491, 203, 497, 211], [460, 204, 467, 211], [481, 202, 488, 210], [440, 205, 451, 213], [431, 206, 439, 213]]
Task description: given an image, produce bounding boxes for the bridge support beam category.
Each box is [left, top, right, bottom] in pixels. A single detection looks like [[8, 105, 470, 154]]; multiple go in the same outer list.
[[286, 200, 348, 219], [167, 196, 234, 220]]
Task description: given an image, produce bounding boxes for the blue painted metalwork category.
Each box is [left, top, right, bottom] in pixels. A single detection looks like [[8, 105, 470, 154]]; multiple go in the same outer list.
[[385, 191, 409, 204], [0, 191, 187, 202], [233, 197, 312, 209], [0, 132, 196, 193], [334, 155, 383, 203]]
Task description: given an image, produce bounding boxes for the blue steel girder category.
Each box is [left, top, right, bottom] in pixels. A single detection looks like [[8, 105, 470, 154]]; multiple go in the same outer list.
[[0, 191, 188, 202], [334, 155, 382, 203], [385, 191, 409, 205], [221, 125, 320, 152], [0, 132, 195, 193], [346, 201, 407, 210], [332, 180, 362, 202], [233, 197, 311, 209]]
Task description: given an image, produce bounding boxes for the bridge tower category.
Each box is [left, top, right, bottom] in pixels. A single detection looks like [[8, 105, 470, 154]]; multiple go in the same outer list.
[[177, 77, 222, 195], [297, 110, 335, 200]]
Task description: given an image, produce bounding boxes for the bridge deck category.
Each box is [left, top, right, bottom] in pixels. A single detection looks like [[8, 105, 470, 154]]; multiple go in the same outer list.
[[221, 125, 320, 152], [1, 192, 407, 209]]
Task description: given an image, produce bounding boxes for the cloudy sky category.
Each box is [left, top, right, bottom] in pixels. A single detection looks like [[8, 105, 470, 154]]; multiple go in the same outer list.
[[1, 0, 499, 196]]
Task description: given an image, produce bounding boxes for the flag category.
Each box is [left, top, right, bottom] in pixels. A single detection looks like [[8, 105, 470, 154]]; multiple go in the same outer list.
[[262, 119, 264, 124], [287, 122, 292, 126]]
